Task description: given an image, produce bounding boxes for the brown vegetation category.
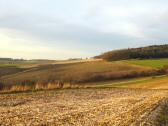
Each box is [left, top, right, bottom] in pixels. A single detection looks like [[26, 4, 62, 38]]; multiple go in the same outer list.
[[0, 61, 163, 92]]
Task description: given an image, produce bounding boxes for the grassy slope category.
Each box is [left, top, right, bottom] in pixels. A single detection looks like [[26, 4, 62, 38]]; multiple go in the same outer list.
[[125, 59, 168, 69], [96, 75, 168, 89], [0, 60, 154, 86]]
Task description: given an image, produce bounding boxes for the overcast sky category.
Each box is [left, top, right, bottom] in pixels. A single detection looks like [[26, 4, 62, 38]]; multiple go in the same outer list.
[[0, 0, 168, 59]]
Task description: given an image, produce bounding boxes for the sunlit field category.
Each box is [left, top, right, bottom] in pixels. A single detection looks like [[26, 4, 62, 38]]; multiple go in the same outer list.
[[0, 88, 167, 126], [0, 60, 158, 92], [0, 59, 168, 125], [126, 59, 168, 69]]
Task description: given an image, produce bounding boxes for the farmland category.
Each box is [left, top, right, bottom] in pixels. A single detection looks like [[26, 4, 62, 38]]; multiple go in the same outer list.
[[95, 75, 168, 89], [0, 59, 168, 125], [0, 88, 167, 126], [126, 59, 168, 69], [0, 60, 158, 92]]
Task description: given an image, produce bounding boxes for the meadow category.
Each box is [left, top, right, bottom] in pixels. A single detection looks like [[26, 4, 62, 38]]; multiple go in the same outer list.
[[95, 75, 168, 89], [126, 58, 168, 69]]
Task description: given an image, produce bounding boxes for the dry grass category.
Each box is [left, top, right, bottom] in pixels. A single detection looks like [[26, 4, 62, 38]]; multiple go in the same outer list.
[[0, 61, 158, 89], [0, 82, 87, 93], [110, 75, 168, 89]]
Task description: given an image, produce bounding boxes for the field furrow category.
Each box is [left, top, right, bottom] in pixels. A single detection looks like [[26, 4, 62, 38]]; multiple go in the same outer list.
[[0, 88, 167, 126]]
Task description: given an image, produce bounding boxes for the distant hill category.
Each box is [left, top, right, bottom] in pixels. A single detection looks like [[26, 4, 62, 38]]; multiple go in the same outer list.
[[95, 45, 168, 61]]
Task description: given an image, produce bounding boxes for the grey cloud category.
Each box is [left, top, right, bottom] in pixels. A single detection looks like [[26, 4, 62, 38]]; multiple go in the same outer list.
[[1, 1, 168, 55], [0, 14, 142, 52], [130, 10, 168, 40]]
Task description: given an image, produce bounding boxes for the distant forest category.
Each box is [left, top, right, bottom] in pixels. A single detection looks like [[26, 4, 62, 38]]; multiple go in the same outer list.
[[96, 45, 168, 61]]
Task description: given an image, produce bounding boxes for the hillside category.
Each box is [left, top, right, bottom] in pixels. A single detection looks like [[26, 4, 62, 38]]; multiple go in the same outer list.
[[0, 60, 161, 92], [125, 59, 168, 69], [96, 44, 168, 61]]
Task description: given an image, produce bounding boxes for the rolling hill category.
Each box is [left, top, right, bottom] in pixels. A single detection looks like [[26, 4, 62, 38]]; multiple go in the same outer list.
[[0, 60, 161, 92]]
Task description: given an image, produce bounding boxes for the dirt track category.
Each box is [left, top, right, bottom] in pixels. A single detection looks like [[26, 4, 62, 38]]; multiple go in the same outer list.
[[0, 88, 167, 126]]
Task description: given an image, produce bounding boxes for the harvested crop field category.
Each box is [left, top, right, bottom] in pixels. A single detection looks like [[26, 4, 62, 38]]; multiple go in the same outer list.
[[0, 88, 167, 126]]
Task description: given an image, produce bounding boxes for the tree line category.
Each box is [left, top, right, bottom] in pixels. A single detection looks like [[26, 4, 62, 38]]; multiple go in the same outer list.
[[95, 45, 168, 61]]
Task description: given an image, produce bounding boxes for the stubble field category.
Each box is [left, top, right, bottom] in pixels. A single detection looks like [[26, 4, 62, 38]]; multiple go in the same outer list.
[[0, 88, 167, 126]]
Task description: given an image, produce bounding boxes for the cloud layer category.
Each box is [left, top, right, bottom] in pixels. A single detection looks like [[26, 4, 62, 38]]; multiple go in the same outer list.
[[0, 0, 168, 59]]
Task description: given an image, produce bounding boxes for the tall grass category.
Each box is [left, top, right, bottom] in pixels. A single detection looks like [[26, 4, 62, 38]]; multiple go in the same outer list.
[[0, 69, 164, 93], [0, 80, 91, 93]]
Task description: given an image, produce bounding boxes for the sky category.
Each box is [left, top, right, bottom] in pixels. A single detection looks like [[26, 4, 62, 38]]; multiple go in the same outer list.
[[0, 0, 168, 59]]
